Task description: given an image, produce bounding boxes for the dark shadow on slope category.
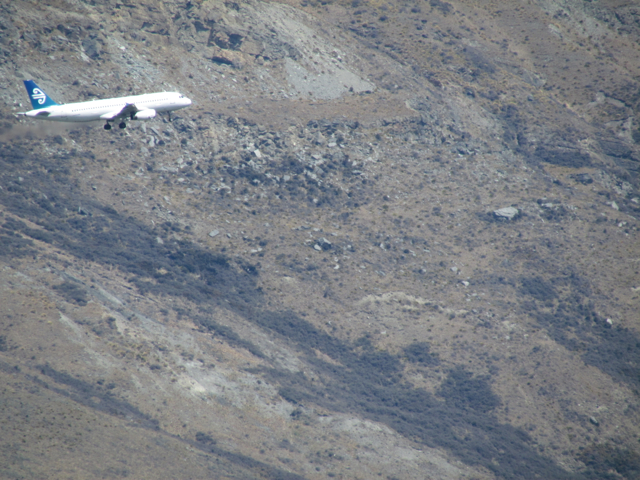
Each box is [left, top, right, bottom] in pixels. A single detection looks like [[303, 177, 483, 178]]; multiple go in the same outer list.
[[578, 443, 640, 480], [3, 362, 306, 480], [0, 218, 37, 257], [249, 308, 580, 480], [520, 276, 640, 393], [436, 366, 501, 413], [534, 145, 592, 168], [52, 280, 89, 306], [0, 140, 604, 479], [34, 363, 160, 428], [197, 314, 265, 358], [403, 341, 441, 366], [0, 143, 263, 318]]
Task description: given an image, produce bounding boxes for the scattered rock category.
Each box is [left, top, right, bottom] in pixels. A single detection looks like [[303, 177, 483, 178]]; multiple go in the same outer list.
[[212, 54, 235, 66], [493, 207, 519, 220], [209, 230, 219, 238], [589, 416, 599, 426], [81, 37, 101, 59], [572, 173, 593, 185], [317, 237, 332, 251]]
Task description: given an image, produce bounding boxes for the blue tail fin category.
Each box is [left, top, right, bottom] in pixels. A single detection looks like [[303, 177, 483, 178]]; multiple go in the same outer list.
[[23, 80, 58, 109]]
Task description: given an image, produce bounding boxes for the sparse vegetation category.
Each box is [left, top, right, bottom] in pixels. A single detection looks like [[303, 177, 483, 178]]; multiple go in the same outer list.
[[1, 0, 639, 479]]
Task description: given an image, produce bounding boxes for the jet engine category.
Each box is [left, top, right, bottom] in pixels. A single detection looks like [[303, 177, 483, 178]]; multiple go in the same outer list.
[[133, 109, 156, 120]]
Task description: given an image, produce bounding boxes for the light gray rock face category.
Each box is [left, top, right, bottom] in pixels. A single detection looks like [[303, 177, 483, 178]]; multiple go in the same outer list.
[[493, 207, 519, 220], [285, 57, 375, 100]]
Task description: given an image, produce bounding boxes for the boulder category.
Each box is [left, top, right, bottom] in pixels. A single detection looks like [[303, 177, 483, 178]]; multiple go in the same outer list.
[[317, 237, 332, 251], [493, 207, 519, 220]]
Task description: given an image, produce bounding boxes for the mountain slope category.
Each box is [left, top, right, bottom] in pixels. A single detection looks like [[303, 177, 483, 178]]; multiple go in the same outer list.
[[1, 1, 639, 479]]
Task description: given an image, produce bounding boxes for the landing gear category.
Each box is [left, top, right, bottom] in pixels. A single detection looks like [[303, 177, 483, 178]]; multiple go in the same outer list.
[[168, 111, 172, 122], [104, 123, 112, 130], [118, 122, 126, 129]]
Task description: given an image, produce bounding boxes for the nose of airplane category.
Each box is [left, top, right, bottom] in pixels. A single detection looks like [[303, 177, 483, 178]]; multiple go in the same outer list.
[[184, 96, 192, 106]]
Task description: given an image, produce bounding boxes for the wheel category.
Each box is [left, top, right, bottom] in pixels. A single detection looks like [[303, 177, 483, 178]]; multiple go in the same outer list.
[[104, 123, 111, 130], [118, 122, 126, 129]]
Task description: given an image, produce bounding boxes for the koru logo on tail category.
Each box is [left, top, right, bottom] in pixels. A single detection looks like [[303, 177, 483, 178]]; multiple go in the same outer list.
[[32, 88, 46, 104]]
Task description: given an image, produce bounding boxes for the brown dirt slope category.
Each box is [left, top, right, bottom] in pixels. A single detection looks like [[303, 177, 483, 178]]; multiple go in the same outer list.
[[0, 0, 639, 479]]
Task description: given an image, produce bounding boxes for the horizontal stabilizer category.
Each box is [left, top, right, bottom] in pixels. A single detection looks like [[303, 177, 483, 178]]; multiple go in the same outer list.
[[15, 110, 51, 118]]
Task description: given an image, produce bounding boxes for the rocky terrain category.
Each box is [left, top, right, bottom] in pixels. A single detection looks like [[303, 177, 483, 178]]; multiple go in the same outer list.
[[1, 0, 640, 478]]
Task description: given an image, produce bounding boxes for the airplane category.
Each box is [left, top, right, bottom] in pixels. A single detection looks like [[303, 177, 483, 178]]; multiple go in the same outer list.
[[16, 80, 192, 130]]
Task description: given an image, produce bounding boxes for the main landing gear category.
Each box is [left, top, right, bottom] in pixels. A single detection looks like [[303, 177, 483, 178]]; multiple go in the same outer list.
[[103, 121, 127, 130]]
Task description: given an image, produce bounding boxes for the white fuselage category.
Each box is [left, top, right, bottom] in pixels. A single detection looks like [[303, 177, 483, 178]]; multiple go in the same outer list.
[[22, 91, 191, 122]]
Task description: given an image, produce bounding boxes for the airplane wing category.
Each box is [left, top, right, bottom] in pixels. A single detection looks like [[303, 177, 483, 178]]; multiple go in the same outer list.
[[100, 103, 139, 121]]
